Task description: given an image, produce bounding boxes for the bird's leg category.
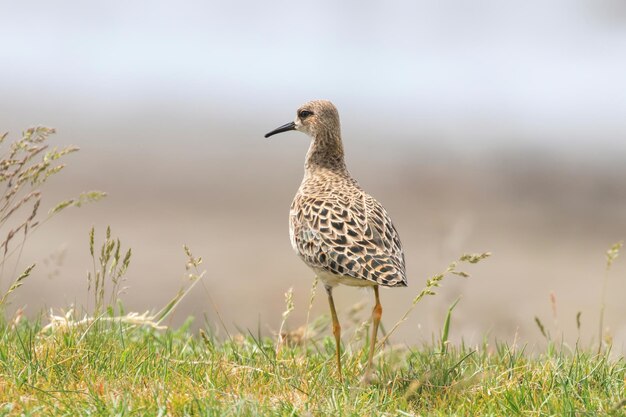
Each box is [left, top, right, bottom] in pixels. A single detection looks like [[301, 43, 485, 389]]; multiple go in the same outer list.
[[365, 285, 382, 381], [325, 284, 343, 381]]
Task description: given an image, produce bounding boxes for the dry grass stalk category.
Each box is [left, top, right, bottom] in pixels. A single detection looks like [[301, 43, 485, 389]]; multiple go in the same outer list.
[[0, 128, 106, 307]]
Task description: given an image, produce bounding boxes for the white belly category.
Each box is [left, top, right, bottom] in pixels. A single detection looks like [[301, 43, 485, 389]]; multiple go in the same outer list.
[[313, 268, 375, 288]]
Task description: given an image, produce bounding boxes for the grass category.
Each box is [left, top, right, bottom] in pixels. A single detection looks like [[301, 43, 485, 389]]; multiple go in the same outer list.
[[0, 315, 625, 416], [0, 128, 105, 307], [0, 242, 622, 416], [0, 127, 625, 416]]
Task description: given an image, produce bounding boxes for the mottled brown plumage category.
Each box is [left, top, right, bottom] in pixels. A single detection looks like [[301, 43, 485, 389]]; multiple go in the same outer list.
[[290, 173, 406, 288], [265, 99, 407, 381]]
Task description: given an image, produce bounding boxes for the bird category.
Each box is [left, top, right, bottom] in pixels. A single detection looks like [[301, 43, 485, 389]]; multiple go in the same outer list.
[[265, 100, 407, 381]]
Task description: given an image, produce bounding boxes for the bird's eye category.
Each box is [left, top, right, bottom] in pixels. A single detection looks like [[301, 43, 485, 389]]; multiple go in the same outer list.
[[299, 110, 313, 118]]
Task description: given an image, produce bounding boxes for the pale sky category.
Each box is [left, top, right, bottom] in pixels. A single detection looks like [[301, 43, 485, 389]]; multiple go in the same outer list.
[[2, 0, 626, 149]]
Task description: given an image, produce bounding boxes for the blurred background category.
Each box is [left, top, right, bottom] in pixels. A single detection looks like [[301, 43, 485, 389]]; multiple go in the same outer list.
[[1, 0, 625, 350]]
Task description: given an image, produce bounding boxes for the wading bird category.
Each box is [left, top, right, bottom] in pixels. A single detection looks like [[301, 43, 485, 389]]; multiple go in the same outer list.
[[265, 100, 407, 381]]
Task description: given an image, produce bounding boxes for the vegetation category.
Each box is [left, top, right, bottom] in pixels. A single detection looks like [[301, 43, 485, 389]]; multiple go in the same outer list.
[[0, 128, 105, 306], [1, 304, 625, 416], [0, 128, 624, 416], [1, 241, 623, 416]]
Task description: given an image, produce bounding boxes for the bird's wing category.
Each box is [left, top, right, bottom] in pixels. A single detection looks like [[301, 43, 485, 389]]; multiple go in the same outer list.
[[290, 188, 407, 287]]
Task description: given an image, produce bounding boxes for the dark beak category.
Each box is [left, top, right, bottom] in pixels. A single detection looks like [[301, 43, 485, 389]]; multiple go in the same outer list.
[[264, 121, 296, 138]]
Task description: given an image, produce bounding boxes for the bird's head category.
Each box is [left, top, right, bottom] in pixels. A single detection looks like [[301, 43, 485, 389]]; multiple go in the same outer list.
[[265, 100, 340, 139]]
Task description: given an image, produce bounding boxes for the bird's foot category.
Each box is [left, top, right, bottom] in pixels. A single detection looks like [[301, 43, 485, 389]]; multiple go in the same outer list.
[[360, 369, 379, 385]]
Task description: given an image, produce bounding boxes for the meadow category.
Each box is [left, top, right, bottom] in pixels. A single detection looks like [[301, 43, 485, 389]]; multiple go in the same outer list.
[[0, 129, 625, 416], [1, 312, 625, 416]]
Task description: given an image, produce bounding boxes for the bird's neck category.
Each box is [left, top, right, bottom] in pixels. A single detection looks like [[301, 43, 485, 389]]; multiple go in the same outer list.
[[304, 130, 348, 176]]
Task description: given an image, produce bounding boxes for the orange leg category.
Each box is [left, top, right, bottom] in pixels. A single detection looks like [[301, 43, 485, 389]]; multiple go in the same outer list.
[[365, 285, 382, 381], [325, 285, 343, 381]]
